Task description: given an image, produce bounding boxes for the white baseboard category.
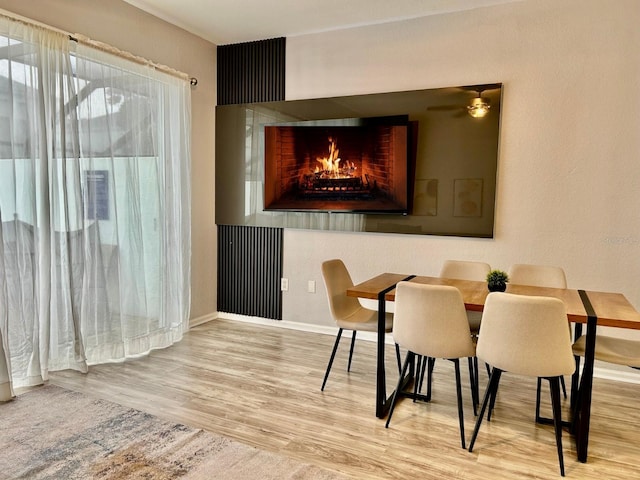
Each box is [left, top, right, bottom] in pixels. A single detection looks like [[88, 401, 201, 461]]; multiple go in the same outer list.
[[213, 312, 396, 344], [189, 312, 217, 329], [592, 365, 640, 384], [204, 312, 640, 385]]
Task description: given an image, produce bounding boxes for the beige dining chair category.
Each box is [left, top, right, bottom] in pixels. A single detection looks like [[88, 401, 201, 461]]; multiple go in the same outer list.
[[572, 335, 640, 393], [385, 281, 477, 449], [440, 260, 491, 336], [508, 263, 570, 404], [508, 263, 567, 290], [468, 292, 575, 477], [320, 259, 401, 391], [439, 259, 491, 405], [572, 336, 640, 368]]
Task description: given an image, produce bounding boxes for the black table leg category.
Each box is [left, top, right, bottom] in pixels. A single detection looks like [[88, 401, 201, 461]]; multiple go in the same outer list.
[[574, 290, 597, 463], [375, 275, 415, 419], [375, 290, 388, 418]]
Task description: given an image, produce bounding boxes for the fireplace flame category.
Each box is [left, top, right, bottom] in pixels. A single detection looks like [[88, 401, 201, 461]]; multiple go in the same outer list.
[[315, 136, 356, 178]]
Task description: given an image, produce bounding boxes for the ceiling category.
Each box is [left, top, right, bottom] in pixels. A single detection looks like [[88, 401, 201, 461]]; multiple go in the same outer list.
[[123, 0, 523, 45]]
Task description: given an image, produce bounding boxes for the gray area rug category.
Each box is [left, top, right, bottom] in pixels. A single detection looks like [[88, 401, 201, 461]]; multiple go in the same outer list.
[[0, 384, 347, 479]]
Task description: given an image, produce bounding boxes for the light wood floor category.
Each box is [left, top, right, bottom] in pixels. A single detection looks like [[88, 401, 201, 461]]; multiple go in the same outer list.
[[46, 318, 640, 479]]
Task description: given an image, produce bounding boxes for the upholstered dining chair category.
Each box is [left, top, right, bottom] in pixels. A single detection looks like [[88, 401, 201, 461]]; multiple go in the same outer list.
[[320, 259, 401, 391], [468, 293, 575, 477], [572, 336, 640, 369], [508, 264, 567, 290], [440, 260, 491, 336], [508, 263, 569, 403], [572, 335, 640, 409], [385, 281, 477, 449], [439, 259, 491, 405]]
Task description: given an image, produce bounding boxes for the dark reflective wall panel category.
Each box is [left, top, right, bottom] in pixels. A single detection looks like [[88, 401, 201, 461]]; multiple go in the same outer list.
[[215, 84, 502, 237]]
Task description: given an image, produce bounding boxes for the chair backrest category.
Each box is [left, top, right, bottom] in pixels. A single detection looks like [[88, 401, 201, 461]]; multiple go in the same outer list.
[[321, 259, 363, 322], [477, 292, 575, 377], [508, 264, 567, 288], [440, 260, 491, 282], [393, 281, 475, 359]]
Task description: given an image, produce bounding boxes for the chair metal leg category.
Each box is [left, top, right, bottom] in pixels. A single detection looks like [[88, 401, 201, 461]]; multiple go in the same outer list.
[[467, 357, 478, 416], [347, 330, 357, 372], [474, 357, 481, 412], [417, 355, 427, 393], [488, 374, 500, 422], [571, 355, 581, 411], [452, 359, 466, 448], [413, 355, 423, 402], [416, 356, 433, 400], [474, 357, 480, 391], [549, 377, 566, 477], [385, 352, 414, 428], [426, 357, 435, 401], [536, 375, 568, 423], [321, 328, 343, 391], [469, 368, 503, 452], [395, 343, 402, 375]]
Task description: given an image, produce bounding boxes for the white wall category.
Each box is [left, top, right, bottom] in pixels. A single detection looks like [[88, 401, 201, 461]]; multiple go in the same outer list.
[[281, 0, 640, 341]]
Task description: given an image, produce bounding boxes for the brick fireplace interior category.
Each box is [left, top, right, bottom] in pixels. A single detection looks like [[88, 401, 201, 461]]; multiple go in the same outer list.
[[264, 124, 408, 213]]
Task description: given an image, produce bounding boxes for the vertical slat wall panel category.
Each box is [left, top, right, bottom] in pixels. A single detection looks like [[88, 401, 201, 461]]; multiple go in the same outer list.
[[218, 225, 283, 320], [217, 37, 285, 105], [217, 37, 285, 318]]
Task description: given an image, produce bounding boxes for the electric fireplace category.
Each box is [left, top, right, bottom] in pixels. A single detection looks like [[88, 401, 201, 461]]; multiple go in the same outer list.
[[264, 121, 409, 213]]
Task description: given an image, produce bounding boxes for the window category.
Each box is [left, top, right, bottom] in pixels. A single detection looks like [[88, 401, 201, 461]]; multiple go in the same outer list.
[[0, 18, 191, 391]]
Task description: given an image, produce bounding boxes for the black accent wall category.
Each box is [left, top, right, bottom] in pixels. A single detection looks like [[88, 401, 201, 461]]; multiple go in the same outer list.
[[217, 37, 285, 105], [217, 225, 283, 320], [216, 38, 286, 319]]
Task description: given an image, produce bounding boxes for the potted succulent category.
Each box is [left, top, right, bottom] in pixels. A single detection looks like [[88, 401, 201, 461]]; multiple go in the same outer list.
[[486, 270, 509, 292]]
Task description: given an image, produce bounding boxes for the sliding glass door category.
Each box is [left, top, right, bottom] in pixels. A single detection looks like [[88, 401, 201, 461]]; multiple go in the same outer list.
[[0, 17, 191, 396]]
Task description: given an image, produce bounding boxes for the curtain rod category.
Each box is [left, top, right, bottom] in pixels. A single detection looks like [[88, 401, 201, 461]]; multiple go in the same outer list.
[[0, 8, 197, 85]]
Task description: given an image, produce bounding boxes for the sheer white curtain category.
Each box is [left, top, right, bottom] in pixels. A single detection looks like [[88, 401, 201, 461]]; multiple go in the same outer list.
[[0, 212, 10, 400], [0, 16, 191, 399]]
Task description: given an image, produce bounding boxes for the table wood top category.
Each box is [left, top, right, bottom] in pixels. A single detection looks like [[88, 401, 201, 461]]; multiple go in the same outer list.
[[347, 273, 640, 330], [583, 290, 640, 329]]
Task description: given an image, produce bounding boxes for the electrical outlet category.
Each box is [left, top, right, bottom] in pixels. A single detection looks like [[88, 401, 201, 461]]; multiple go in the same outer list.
[[281, 278, 289, 291], [307, 280, 316, 293]]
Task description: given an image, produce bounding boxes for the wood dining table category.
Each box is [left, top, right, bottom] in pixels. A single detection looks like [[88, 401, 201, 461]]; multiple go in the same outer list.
[[346, 273, 640, 463]]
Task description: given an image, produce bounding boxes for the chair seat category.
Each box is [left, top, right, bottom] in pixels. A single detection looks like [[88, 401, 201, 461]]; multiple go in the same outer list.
[[573, 335, 640, 367], [337, 309, 393, 332]]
